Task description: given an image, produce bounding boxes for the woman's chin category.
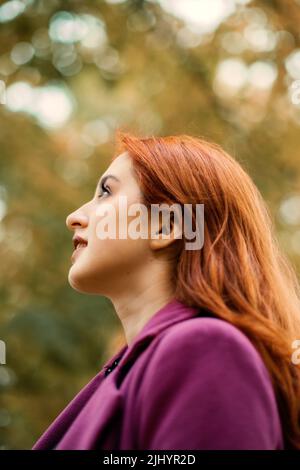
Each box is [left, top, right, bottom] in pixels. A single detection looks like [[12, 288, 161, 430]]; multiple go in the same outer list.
[[68, 265, 107, 295], [68, 266, 94, 294]]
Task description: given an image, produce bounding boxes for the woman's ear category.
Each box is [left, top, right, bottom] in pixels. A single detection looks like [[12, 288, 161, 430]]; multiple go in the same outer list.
[[149, 209, 183, 251]]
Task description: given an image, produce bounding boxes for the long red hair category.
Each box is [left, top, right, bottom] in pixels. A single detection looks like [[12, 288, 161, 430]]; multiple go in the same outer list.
[[113, 130, 300, 449]]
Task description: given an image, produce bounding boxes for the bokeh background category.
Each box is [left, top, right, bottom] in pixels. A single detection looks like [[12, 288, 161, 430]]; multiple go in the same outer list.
[[0, 0, 300, 449]]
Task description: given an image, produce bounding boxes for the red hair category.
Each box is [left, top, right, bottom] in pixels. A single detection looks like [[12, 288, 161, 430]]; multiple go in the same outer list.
[[113, 129, 300, 449]]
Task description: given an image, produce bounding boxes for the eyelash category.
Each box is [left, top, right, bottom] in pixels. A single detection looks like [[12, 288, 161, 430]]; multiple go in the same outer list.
[[98, 182, 111, 198]]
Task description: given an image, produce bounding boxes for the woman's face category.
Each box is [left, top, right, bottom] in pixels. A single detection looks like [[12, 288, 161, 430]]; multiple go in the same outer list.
[[66, 152, 153, 296]]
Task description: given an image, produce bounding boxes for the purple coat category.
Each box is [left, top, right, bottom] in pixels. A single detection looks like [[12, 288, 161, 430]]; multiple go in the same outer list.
[[32, 298, 284, 450]]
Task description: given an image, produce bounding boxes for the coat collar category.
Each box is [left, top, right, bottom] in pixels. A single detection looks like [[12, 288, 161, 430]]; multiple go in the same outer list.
[[32, 298, 202, 449], [102, 298, 200, 376]]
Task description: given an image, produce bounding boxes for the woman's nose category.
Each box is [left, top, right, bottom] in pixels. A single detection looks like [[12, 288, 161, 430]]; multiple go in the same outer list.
[[66, 210, 88, 232]]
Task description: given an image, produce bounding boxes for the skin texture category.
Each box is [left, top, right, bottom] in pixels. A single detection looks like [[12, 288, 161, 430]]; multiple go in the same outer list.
[[66, 151, 177, 346]]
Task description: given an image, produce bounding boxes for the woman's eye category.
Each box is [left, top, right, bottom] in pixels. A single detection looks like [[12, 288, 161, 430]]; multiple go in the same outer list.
[[98, 183, 110, 198]]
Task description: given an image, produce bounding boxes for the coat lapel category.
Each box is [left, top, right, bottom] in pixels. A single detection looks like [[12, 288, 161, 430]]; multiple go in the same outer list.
[[32, 346, 127, 449], [32, 299, 203, 449]]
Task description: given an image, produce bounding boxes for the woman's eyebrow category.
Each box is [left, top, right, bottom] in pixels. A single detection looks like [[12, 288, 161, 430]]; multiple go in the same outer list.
[[97, 174, 120, 187]]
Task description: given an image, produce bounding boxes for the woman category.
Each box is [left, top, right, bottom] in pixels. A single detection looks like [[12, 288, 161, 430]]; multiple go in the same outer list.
[[32, 131, 300, 450]]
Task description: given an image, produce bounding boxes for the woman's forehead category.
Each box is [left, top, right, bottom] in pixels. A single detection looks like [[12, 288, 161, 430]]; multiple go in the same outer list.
[[106, 152, 134, 181]]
